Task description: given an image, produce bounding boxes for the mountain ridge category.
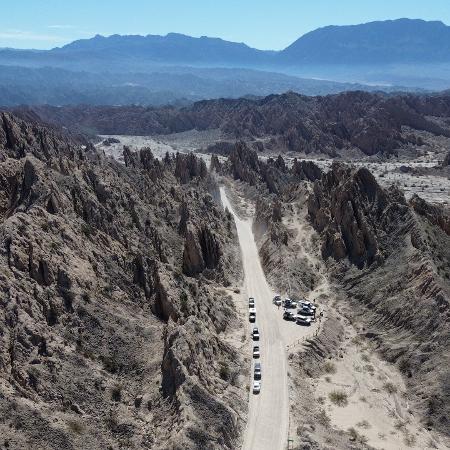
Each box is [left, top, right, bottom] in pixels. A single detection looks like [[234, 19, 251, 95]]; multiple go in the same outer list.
[[0, 18, 449, 104]]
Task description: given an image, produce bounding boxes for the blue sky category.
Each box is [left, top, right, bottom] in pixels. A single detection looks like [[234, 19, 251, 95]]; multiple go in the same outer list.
[[2, 0, 450, 50]]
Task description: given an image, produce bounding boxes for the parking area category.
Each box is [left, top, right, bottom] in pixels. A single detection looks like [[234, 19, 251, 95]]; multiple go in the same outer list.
[[248, 294, 323, 394]]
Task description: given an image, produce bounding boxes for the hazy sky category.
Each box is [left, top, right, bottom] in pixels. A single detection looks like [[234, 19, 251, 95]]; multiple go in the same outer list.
[[2, 0, 450, 50]]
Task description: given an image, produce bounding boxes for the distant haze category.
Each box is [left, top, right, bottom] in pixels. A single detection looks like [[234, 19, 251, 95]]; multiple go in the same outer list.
[[1, 19, 450, 106], [3, 0, 450, 50]]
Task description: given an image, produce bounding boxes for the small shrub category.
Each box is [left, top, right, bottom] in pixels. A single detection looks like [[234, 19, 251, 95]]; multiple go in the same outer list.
[[348, 427, 368, 444], [67, 419, 85, 434], [383, 382, 398, 394], [111, 383, 122, 402], [404, 432, 416, 447], [180, 291, 189, 315], [324, 362, 337, 374], [394, 420, 407, 430], [325, 376, 332, 383], [219, 361, 231, 381], [317, 409, 331, 427], [329, 390, 348, 407], [361, 353, 370, 362], [81, 222, 96, 237]]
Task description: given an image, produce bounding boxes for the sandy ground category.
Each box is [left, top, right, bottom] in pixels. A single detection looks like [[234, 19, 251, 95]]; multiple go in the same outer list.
[[280, 198, 448, 450], [313, 323, 446, 450], [97, 131, 449, 205], [220, 187, 317, 450], [96, 130, 225, 166], [294, 154, 450, 205]]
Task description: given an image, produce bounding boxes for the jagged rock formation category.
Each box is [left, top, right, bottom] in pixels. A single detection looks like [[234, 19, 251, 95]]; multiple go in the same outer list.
[[442, 150, 450, 167], [219, 141, 322, 196], [308, 163, 404, 268], [15, 90, 450, 157], [0, 113, 245, 450], [410, 194, 450, 235], [307, 163, 450, 436]]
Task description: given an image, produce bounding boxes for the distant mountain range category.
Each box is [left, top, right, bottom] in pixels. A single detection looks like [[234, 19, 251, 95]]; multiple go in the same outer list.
[[1, 18, 449, 106], [281, 19, 450, 64]]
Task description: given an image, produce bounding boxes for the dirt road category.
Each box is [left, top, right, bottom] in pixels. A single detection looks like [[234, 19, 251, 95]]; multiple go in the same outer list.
[[220, 187, 289, 450]]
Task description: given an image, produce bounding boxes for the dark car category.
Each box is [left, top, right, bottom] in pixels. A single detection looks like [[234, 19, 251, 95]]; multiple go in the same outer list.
[[252, 327, 260, 341], [283, 298, 297, 309], [254, 362, 261, 380], [298, 307, 314, 317], [283, 311, 296, 321]]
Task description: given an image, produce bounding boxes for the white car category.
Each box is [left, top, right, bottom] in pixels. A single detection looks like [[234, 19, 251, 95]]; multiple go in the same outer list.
[[273, 295, 282, 306], [299, 300, 316, 311], [253, 380, 261, 394], [296, 315, 312, 326], [253, 346, 260, 358]]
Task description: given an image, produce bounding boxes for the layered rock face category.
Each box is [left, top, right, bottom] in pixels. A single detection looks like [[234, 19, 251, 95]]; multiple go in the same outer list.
[[16, 90, 450, 157], [216, 141, 322, 196], [308, 163, 407, 268], [0, 113, 245, 449], [307, 162, 450, 436]]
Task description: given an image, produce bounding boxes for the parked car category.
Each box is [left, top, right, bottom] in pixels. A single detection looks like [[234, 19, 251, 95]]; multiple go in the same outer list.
[[273, 295, 282, 306], [253, 346, 260, 358], [283, 298, 297, 309], [253, 380, 261, 394], [248, 297, 255, 307], [299, 300, 316, 311], [254, 362, 261, 380], [249, 308, 256, 322], [296, 315, 312, 326], [252, 327, 260, 341], [283, 311, 296, 321], [298, 307, 314, 317]]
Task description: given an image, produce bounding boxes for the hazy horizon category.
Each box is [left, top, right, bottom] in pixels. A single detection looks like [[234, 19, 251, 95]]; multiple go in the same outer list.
[[3, 0, 450, 50]]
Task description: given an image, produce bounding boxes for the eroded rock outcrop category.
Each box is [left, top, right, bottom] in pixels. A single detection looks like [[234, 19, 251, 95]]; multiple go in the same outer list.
[[20, 91, 450, 157], [410, 194, 450, 235], [308, 163, 408, 268], [0, 114, 245, 450], [306, 162, 450, 437]]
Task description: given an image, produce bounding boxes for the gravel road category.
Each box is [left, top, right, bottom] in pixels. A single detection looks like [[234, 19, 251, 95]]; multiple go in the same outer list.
[[221, 187, 289, 450]]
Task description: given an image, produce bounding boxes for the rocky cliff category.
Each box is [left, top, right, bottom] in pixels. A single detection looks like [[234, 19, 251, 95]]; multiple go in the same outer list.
[[308, 163, 450, 436], [14, 90, 450, 157], [0, 113, 246, 450]]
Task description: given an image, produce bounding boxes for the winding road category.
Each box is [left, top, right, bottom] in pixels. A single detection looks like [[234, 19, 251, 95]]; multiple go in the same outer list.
[[220, 187, 289, 450]]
